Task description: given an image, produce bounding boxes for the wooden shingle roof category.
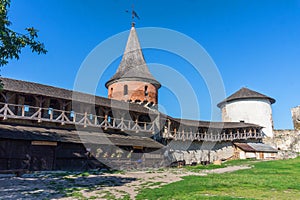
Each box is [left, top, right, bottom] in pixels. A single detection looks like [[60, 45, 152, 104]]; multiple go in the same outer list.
[[170, 117, 262, 129], [0, 124, 164, 148], [0, 77, 153, 114], [217, 87, 275, 107], [105, 26, 161, 89], [234, 142, 278, 153]]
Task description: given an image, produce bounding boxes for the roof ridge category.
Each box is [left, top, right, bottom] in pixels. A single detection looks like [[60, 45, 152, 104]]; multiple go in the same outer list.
[[0, 77, 153, 114]]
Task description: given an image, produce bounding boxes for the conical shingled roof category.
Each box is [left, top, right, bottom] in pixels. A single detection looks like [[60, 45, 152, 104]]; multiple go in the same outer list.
[[105, 25, 161, 89], [217, 87, 276, 107]]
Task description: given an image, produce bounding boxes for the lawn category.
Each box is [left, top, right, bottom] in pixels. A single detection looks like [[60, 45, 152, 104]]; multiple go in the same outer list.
[[136, 157, 300, 200], [184, 158, 258, 172]]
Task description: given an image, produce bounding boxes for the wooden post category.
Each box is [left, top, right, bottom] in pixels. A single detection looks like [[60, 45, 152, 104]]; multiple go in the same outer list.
[[152, 121, 155, 134], [83, 112, 87, 128], [50, 109, 53, 120], [3, 104, 7, 120], [167, 119, 171, 138], [21, 105, 25, 117], [113, 117, 116, 128], [121, 117, 124, 131], [38, 108, 42, 123], [94, 115, 98, 126], [104, 114, 108, 130], [128, 120, 131, 129], [61, 111, 65, 125], [73, 112, 76, 123], [174, 128, 177, 140]]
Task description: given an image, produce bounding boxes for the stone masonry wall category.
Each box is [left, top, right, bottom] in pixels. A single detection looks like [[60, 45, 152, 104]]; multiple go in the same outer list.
[[264, 130, 300, 159], [291, 106, 300, 130], [168, 141, 234, 164]]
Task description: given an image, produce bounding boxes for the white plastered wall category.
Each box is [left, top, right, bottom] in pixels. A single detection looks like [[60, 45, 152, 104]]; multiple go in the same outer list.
[[221, 99, 273, 137]]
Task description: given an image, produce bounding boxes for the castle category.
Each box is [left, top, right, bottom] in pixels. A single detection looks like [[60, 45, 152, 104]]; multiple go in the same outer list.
[[1, 23, 291, 171]]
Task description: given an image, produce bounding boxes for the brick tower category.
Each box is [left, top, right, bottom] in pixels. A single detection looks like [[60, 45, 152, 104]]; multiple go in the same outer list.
[[105, 23, 161, 107]]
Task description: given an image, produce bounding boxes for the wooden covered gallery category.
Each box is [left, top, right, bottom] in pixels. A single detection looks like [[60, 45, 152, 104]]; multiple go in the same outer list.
[[0, 77, 164, 171], [0, 77, 270, 171], [158, 117, 267, 164]]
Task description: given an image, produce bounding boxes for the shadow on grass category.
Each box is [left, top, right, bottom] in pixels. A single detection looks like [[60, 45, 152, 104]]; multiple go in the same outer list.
[[0, 171, 136, 199]]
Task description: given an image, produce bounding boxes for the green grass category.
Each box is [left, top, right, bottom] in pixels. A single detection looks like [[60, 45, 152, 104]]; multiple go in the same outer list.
[[184, 159, 257, 172], [65, 189, 87, 200], [136, 157, 300, 200], [184, 163, 225, 172]]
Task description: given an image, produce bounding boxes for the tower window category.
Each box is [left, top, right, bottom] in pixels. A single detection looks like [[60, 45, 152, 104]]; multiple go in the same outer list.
[[124, 85, 128, 95], [144, 85, 148, 96], [109, 88, 113, 98]]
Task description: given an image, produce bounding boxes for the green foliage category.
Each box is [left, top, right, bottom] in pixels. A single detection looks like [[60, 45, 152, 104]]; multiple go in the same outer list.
[[0, 0, 47, 67], [137, 158, 300, 200]]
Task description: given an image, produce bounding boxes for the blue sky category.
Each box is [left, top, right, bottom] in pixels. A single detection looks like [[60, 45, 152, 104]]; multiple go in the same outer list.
[[2, 0, 300, 129]]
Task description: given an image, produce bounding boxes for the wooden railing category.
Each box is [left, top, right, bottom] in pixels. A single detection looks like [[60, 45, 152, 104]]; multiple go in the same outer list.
[[163, 128, 263, 142], [0, 102, 155, 133], [0, 102, 263, 142]]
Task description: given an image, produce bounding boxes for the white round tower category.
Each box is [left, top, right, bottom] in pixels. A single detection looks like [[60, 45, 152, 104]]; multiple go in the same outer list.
[[217, 88, 275, 138]]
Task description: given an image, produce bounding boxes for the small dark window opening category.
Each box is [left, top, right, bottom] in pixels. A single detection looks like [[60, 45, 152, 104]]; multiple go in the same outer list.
[[240, 120, 245, 123], [144, 85, 148, 96], [124, 85, 128, 95], [110, 88, 113, 98]]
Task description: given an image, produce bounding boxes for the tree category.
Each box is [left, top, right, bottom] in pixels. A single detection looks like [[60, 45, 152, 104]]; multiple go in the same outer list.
[[0, 0, 47, 67]]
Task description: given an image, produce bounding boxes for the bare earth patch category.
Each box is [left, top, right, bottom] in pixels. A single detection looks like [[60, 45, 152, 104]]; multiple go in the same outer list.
[[0, 166, 250, 200]]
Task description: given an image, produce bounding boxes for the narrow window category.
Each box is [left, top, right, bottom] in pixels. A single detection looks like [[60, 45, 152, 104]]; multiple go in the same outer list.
[[144, 85, 148, 96], [109, 88, 113, 98], [124, 85, 128, 95]]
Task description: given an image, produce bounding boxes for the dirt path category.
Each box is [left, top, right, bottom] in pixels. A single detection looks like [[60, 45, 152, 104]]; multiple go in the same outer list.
[[98, 165, 251, 199], [202, 165, 251, 174], [0, 165, 251, 200]]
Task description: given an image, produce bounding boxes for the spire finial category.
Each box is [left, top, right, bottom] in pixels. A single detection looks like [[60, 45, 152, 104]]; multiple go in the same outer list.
[[131, 4, 140, 27], [131, 4, 135, 28]]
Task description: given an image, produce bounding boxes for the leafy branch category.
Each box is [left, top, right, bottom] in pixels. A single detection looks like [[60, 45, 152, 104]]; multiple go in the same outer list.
[[0, 0, 47, 67]]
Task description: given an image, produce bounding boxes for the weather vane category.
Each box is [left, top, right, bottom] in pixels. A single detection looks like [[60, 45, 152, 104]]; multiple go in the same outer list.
[[126, 4, 140, 27]]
